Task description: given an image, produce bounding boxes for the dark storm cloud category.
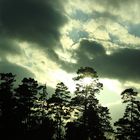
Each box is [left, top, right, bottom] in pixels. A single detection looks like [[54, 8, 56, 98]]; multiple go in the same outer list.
[[0, 59, 34, 83], [94, 48, 140, 82], [60, 39, 106, 72], [61, 39, 140, 82], [0, 36, 21, 57], [78, 39, 105, 57], [0, 0, 67, 58]]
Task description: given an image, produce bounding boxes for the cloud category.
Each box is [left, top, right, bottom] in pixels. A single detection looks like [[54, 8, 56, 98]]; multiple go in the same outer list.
[[0, 36, 21, 58], [96, 0, 140, 23], [71, 9, 119, 24], [0, 59, 34, 83], [71, 9, 92, 22], [78, 39, 106, 57], [69, 10, 134, 51], [60, 39, 140, 82], [94, 48, 140, 82], [59, 39, 106, 72], [68, 0, 140, 20], [95, 0, 133, 8], [0, 0, 67, 60]]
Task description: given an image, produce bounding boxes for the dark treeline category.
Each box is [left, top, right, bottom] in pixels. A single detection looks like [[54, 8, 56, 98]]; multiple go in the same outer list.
[[0, 67, 140, 140]]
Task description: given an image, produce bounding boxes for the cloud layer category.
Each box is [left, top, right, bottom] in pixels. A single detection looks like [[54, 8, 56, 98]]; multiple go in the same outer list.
[[60, 39, 140, 82], [0, 0, 66, 45], [0, 59, 34, 83], [0, 0, 67, 78], [0, 0, 68, 64], [0, 0, 140, 87]]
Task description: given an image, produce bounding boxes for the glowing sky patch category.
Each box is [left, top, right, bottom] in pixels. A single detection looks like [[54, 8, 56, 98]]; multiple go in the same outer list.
[[82, 77, 94, 86]]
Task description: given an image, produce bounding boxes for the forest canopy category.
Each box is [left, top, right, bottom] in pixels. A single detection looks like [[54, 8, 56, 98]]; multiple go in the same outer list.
[[0, 67, 140, 140]]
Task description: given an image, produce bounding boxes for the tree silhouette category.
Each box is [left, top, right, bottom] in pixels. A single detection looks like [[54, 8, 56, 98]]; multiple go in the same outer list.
[[0, 73, 16, 137], [71, 67, 112, 140], [34, 84, 48, 122], [48, 82, 71, 140], [98, 105, 113, 139], [14, 78, 41, 135], [65, 121, 88, 140], [0, 68, 114, 140], [31, 84, 56, 140], [114, 88, 140, 140]]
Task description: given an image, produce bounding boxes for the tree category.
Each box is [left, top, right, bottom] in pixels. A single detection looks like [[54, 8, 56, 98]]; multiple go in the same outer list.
[[0, 73, 16, 136], [29, 84, 56, 140], [71, 67, 113, 140], [34, 84, 48, 122], [15, 78, 40, 133], [98, 105, 113, 139], [114, 88, 140, 140], [48, 82, 71, 140], [65, 121, 87, 140]]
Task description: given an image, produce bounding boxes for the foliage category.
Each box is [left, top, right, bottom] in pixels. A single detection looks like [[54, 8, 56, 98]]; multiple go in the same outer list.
[[71, 67, 112, 140], [114, 88, 140, 140], [3, 67, 140, 139], [48, 82, 71, 140], [0, 73, 16, 136]]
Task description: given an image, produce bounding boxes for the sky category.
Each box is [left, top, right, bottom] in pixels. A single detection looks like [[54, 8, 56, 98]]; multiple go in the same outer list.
[[0, 0, 140, 123]]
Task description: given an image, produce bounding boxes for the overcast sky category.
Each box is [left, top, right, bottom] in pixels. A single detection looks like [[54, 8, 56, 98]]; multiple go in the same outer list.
[[0, 0, 140, 123]]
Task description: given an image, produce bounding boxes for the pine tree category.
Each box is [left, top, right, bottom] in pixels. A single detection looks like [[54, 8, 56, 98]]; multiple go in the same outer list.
[[98, 105, 113, 139], [114, 88, 140, 140], [48, 82, 71, 140], [0, 73, 16, 135], [34, 84, 48, 122], [15, 78, 40, 133], [71, 67, 112, 140]]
